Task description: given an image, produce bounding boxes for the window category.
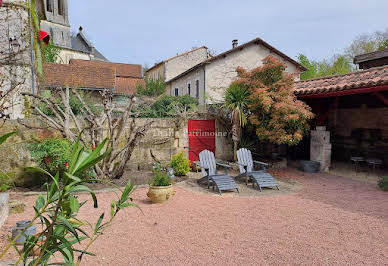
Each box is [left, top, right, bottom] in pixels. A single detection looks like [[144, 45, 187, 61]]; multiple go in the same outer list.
[[174, 88, 179, 96], [58, 0, 64, 15], [187, 83, 191, 96], [47, 0, 53, 12], [195, 80, 200, 98]]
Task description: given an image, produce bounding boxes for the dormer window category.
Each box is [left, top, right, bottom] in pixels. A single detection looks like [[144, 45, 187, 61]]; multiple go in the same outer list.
[[47, 0, 53, 12], [58, 0, 64, 15]]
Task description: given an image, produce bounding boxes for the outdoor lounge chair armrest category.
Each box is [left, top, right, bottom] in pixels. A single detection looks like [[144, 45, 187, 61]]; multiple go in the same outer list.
[[216, 162, 231, 169], [253, 160, 269, 167]]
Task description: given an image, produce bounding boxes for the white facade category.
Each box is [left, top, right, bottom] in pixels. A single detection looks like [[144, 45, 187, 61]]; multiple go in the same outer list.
[[167, 42, 302, 104], [146, 47, 209, 82]]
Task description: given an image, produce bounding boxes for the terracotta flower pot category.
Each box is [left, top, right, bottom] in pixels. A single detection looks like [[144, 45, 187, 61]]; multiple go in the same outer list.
[[147, 185, 176, 203]]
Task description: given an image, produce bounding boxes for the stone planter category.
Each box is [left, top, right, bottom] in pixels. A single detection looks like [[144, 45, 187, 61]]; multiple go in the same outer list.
[[147, 185, 176, 203]]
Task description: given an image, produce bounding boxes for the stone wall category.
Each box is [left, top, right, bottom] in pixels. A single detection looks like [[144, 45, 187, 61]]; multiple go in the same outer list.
[[0, 193, 9, 229], [0, 118, 233, 172], [0, 0, 35, 120], [329, 106, 388, 166], [310, 126, 331, 172]]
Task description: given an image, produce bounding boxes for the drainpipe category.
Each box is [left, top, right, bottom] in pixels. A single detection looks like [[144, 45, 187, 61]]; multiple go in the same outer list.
[[203, 67, 206, 105]]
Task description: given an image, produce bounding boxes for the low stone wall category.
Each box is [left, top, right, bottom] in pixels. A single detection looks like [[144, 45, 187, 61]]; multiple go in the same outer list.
[[0, 118, 233, 172], [0, 193, 9, 229]]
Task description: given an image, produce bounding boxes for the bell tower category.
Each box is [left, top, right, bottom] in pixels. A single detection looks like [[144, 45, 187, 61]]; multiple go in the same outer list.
[[39, 0, 71, 48]]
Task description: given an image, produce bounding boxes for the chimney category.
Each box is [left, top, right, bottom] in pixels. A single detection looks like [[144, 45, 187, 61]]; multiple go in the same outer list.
[[232, 39, 238, 48]]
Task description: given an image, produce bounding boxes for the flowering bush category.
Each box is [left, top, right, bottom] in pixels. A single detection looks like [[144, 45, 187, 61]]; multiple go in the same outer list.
[[27, 138, 72, 175], [232, 56, 314, 145]]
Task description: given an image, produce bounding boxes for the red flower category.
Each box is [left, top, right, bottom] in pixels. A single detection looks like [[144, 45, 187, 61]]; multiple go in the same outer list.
[[91, 144, 96, 151], [44, 157, 50, 164], [64, 162, 69, 168]]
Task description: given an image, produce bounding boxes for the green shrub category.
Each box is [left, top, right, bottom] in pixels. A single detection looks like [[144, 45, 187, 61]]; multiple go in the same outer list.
[[27, 138, 72, 175], [170, 151, 191, 176], [378, 176, 388, 191], [0, 184, 11, 192], [137, 77, 166, 97], [150, 163, 171, 186], [136, 95, 199, 118]]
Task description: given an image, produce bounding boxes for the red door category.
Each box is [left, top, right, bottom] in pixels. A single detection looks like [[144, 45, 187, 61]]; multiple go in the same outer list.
[[188, 120, 216, 164]]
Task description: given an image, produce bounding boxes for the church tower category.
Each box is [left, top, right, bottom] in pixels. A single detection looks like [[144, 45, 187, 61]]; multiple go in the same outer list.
[[39, 0, 71, 48]]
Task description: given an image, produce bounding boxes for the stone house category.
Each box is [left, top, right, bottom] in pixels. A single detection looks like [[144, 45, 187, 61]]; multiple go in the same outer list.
[[146, 46, 209, 82], [37, 0, 107, 63], [165, 38, 306, 104]]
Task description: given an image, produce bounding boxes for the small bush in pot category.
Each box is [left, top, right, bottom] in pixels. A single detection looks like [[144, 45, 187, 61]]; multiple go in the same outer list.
[[147, 163, 175, 203], [170, 151, 191, 176], [378, 176, 388, 191]]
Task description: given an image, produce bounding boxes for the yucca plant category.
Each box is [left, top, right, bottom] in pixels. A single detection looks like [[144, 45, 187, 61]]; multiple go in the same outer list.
[[0, 134, 138, 265], [223, 83, 251, 161]]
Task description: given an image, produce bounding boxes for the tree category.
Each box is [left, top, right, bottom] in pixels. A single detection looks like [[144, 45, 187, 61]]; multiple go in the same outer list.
[[136, 77, 166, 97], [298, 54, 355, 80], [223, 84, 250, 161], [233, 56, 314, 145], [21, 88, 153, 179], [345, 29, 388, 58]]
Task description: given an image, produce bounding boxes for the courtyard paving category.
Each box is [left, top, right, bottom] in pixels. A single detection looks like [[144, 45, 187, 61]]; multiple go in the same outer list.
[[1, 169, 387, 265]]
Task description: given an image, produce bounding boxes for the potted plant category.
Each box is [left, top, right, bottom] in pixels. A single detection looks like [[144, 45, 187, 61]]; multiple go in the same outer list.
[[147, 163, 176, 203]]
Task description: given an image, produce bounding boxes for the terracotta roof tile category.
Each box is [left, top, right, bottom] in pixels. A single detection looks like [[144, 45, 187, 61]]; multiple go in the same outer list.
[[43, 63, 115, 89], [294, 65, 388, 95], [115, 77, 144, 95], [70, 59, 142, 78]]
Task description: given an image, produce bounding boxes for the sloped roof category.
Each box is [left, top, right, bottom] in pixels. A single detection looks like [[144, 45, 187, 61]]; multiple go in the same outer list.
[[43, 63, 115, 89], [294, 65, 388, 96], [70, 32, 108, 61], [353, 49, 388, 64], [146, 46, 208, 73], [115, 77, 145, 95], [166, 37, 306, 84], [70, 59, 143, 78]]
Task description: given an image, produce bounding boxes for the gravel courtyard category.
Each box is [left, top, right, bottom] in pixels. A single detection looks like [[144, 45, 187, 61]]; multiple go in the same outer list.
[[1, 169, 387, 265]]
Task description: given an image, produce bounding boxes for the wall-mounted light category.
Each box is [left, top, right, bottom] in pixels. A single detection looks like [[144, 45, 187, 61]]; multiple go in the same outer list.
[[9, 37, 20, 54]]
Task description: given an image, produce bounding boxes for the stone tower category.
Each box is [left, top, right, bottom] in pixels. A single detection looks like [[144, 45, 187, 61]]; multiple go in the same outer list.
[[39, 0, 71, 48]]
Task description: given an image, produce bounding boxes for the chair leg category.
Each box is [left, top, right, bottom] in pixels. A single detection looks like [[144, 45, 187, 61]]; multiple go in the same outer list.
[[258, 184, 262, 192], [236, 188, 240, 193]]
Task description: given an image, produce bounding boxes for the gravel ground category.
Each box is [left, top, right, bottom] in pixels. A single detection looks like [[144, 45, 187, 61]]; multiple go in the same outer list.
[[1, 169, 387, 265]]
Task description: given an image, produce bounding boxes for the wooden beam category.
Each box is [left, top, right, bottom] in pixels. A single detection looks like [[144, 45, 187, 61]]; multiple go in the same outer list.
[[374, 91, 388, 106], [297, 85, 388, 98]]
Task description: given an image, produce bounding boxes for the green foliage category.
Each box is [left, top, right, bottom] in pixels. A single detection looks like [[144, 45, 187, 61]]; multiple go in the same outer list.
[[136, 77, 166, 97], [170, 151, 191, 176], [27, 138, 72, 176], [150, 163, 171, 186], [378, 176, 388, 191], [43, 40, 61, 63], [224, 83, 251, 128], [378, 38, 388, 51], [345, 29, 388, 58], [298, 54, 355, 80], [136, 95, 199, 118], [0, 184, 11, 192], [39, 90, 101, 116], [0, 134, 137, 265]]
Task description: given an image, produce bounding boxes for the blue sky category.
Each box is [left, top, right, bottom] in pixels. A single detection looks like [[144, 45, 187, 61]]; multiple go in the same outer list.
[[69, 0, 388, 67]]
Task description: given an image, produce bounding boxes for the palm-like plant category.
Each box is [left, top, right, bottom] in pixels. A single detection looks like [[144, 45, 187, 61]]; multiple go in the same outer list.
[[223, 84, 251, 161]]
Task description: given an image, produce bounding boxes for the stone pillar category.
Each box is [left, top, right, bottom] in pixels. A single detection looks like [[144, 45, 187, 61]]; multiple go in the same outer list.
[[0, 193, 9, 229], [310, 126, 331, 172]]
